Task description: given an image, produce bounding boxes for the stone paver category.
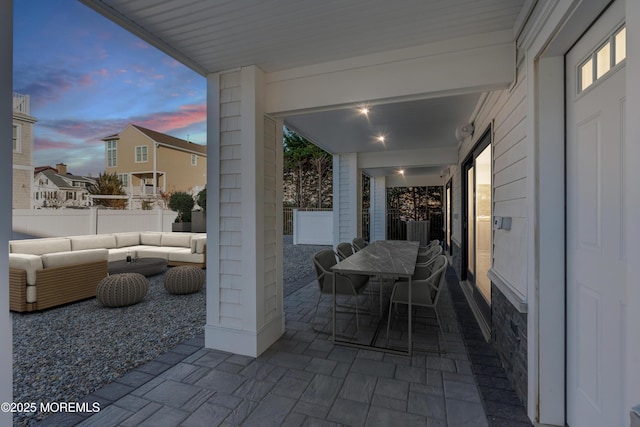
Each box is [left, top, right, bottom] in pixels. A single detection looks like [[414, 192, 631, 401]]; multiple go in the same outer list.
[[40, 269, 532, 426]]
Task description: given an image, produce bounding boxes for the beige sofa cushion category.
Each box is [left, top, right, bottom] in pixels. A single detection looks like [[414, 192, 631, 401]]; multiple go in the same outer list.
[[9, 253, 43, 285], [70, 235, 117, 251], [107, 246, 147, 262], [41, 248, 108, 269], [10, 237, 71, 256], [135, 246, 184, 260], [168, 249, 205, 265], [191, 236, 207, 254], [140, 232, 163, 246], [161, 233, 193, 248], [113, 232, 141, 248]]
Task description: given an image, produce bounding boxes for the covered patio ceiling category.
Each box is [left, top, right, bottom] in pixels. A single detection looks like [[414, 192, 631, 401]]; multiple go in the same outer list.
[[81, 0, 530, 181]]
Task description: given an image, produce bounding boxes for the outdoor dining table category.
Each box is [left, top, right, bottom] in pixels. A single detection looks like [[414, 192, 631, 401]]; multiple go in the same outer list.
[[331, 239, 420, 355]]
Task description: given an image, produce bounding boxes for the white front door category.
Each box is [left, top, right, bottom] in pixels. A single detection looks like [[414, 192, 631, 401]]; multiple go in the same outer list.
[[566, 1, 626, 426]]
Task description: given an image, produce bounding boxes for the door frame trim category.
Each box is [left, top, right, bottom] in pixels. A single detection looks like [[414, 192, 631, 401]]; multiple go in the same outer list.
[[461, 124, 493, 329], [531, 1, 615, 424]]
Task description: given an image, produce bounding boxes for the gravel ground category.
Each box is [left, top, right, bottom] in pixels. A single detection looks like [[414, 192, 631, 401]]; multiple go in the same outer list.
[[12, 236, 330, 426]]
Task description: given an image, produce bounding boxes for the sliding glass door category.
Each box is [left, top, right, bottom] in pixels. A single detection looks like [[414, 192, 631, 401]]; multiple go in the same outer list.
[[462, 128, 492, 326], [445, 180, 452, 255]]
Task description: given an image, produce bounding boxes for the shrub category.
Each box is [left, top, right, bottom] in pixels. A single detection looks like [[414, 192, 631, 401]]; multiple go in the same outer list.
[[168, 191, 194, 223], [196, 187, 206, 211]]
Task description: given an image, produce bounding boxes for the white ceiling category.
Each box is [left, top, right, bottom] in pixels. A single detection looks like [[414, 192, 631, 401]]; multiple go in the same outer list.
[[284, 93, 481, 153], [81, 0, 528, 181]]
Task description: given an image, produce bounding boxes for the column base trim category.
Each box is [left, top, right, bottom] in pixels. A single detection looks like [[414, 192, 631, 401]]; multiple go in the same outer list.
[[205, 312, 285, 357]]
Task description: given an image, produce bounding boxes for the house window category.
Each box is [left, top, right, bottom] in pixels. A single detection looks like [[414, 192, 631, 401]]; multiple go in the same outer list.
[[135, 145, 148, 163], [106, 140, 117, 167], [191, 154, 197, 166], [579, 24, 626, 93], [12, 124, 21, 153], [117, 173, 129, 187]]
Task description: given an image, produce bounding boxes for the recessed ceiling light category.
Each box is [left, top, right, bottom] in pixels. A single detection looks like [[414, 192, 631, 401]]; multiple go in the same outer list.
[[359, 107, 369, 116], [399, 169, 405, 175], [376, 135, 385, 143]]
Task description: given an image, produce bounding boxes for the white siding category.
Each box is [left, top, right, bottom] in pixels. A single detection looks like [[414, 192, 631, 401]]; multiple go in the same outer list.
[[219, 70, 243, 328], [263, 116, 278, 324], [453, 62, 528, 298], [370, 176, 386, 242], [333, 153, 359, 245]]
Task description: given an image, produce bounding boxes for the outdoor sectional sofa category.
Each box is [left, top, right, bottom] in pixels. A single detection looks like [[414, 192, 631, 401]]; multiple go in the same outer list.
[[8, 232, 207, 312]]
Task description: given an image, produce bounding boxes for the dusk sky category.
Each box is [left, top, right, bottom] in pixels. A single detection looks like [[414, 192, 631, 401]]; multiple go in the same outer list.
[[13, 0, 207, 176]]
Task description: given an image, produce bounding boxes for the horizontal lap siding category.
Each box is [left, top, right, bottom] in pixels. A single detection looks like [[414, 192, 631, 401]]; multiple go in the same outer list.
[[453, 64, 528, 298], [263, 117, 279, 323], [371, 177, 386, 241], [491, 66, 528, 298], [338, 155, 355, 240], [219, 71, 243, 328]]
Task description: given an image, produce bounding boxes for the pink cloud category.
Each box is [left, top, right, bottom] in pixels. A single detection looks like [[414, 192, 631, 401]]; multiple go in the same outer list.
[[162, 57, 181, 68], [40, 118, 129, 141], [79, 74, 94, 87], [35, 137, 77, 150], [135, 103, 206, 134]]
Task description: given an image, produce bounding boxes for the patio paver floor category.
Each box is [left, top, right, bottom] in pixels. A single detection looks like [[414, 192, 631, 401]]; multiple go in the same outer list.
[[38, 267, 531, 427]]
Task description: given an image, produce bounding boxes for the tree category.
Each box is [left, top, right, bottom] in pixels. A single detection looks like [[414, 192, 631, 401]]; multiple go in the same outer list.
[[88, 172, 127, 209], [283, 127, 333, 208]]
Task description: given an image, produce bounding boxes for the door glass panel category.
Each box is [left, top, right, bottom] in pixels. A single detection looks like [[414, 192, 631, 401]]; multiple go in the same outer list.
[[467, 166, 474, 278], [615, 27, 626, 64], [596, 42, 611, 79], [475, 144, 492, 302], [580, 58, 594, 92], [446, 185, 451, 251]]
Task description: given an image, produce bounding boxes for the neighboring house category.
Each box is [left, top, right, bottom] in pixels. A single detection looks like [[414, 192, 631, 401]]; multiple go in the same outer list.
[[32, 163, 97, 209], [12, 92, 36, 209], [102, 124, 206, 199]]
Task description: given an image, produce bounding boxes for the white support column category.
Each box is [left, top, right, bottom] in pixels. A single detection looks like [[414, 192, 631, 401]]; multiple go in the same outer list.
[[332, 153, 360, 247], [205, 65, 284, 357], [369, 176, 386, 243], [0, 0, 13, 422]]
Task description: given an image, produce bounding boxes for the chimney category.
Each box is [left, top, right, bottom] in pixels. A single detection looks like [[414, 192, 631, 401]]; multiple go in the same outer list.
[[56, 163, 67, 175]]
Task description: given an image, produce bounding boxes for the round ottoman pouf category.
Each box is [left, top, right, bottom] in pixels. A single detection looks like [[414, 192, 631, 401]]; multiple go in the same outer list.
[[164, 266, 205, 295], [97, 273, 149, 307]]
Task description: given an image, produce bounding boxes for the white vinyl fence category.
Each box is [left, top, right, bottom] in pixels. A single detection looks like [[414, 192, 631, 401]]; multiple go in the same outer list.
[[292, 209, 333, 245], [12, 208, 178, 238]]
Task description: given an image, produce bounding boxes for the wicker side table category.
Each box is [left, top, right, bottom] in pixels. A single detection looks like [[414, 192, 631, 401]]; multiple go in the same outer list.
[[164, 266, 205, 295], [97, 273, 149, 307]]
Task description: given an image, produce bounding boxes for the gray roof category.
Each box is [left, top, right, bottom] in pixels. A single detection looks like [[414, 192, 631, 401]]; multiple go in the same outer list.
[[40, 169, 96, 190]]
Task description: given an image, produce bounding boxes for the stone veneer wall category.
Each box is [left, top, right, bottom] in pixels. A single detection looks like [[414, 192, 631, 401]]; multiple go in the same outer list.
[[451, 241, 462, 280], [491, 283, 528, 405]]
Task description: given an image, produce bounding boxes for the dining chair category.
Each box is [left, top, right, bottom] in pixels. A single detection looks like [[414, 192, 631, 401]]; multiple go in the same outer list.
[[386, 255, 449, 350], [336, 242, 355, 260], [416, 245, 443, 264], [418, 239, 440, 253], [352, 237, 368, 252], [312, 249, 370, 334]]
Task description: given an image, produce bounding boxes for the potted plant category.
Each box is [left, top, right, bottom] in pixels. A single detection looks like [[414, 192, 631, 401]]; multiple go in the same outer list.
[[191, 187, 206, 233], [168, 191, 194, 232]]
